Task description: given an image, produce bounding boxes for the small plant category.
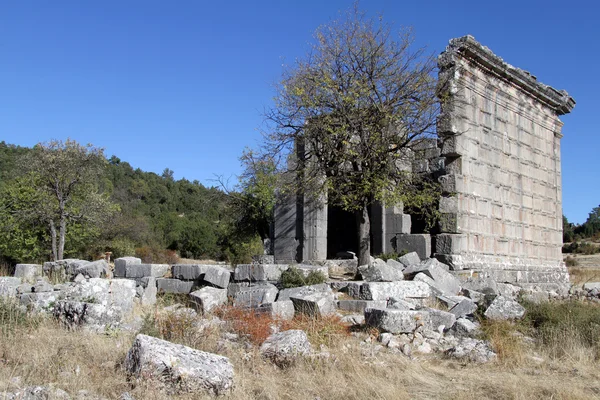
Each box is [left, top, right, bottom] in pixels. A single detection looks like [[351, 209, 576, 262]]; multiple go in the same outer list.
[[217, 306, 276, 345], [0, 296, 41, 336], [81, 296, 97, 304], [376, 250, 408, 262], [280, 266, 326, 289], [565, 256, 578, 267]]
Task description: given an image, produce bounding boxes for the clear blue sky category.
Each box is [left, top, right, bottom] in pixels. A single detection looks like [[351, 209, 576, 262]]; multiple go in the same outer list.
[[0, 1, 596, 223]]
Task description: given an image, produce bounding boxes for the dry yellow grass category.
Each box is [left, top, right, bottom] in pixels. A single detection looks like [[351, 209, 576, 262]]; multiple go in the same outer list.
[[1, 302, 599, 400]]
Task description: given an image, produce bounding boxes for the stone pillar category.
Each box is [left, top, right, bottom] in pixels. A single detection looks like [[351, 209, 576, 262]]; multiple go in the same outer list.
[[273, 191, 300, 263], [302, 193, 327, 261]]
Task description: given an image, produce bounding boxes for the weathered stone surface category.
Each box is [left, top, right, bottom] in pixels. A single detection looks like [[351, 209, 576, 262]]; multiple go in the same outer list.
[[387, 297, 416, 310], [386, 258, 405, 271], [141, 276, 157, 306], [260, 330, 311, 367], [75, 259, 109, 279], [20, 291, 59, 312], [0, 277, 21, 297], [277, 283, 330, 301], [43, 259, 87, 280], [232, 283, 278, 307], [14, 264, 42, 281], [445, 337, 497, 363], [32, 280, 54, 293], [341, 314, 364, 325], [398, 252, 421, 268], [365, 308, 430, 334], [3, 385, 71, 400], [156, 278, 195, 294], [360, 281, 431, 301], [258, 300, 295, 320], [204, 266, 231, 289], [114, 257, 142, 278], [407, 260, 461, 297], [124, 264, 169, 279], [453, 318, 481, 337], [125, 334, 234, 395], [496, 283, 522, 299], [484, 295, 525, 320], [295, 264, 329, 279], [427, 308, 457, 332], [583, 282, 600, 291], [395, 234, 431, 260], [290, 291, 336, 317], [449, 298, 478, 318], [234, 264, 288, 282], [403, 258, 449, 278], [252, 254, 275, 264], [358, 258, 404, 282], [324, 259, 358, 277], [189, 287, 227, 314], [337, 300, 387, 313], [463, 288, 486, 303], [171, 264, 210, 281]]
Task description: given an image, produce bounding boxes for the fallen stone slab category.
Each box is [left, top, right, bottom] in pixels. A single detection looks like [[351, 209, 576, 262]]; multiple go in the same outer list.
[[290, 291, 336, 317], [341, 314, 365, 325], [463, 288, 486, 303], [364, 308, 431, 334], [234, 264, 288, 282], [20, 291, 59, 312], [258, 300, 295, 320], [397, 252, 421, 268], [278, 283, 330, 301], [337, 299, 387, 313], [61, 278, 137, 318], [405, 259, 460, 296], [75, 259, 109, 279], [358, 258, 404, 282], [140, 276, 157, 306], [32, 280, 54, 293], [360, 281, 431, 301], [189, 287, 227, 314], [156, 278, 196, 294], [324, 259, 358, 278], [204, 266, 231, 289], [43, 259, 87, 280], [14, 264, 42, 281], [232, 283, 278, 308], [445, 337, 497, 363], [484, 295, 525, 320], [114, 257, 142, 278], [0, 277, 22, 297], [496, 283, 522, 299], [53, 300, 111, 330], [260, 330, 312, 368], [449, 298, 478, 318], [387, 297, 416, 310], [452, 318, 481, 337], [171, 264, 211, 281], [295, 264, 329, 279], [427, 308, 457, 332], [125, 334, 234, 395], [124, 264, 169, 279], [386, 258, 405, 271], [583, 282, 600, 291]]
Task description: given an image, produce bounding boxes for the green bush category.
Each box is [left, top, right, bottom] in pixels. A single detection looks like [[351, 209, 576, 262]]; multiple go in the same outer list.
[[280, 266, 327, 289], [109, 237, 137, 259], [375, 250, 408, 262], [222, 234, 264, 265]]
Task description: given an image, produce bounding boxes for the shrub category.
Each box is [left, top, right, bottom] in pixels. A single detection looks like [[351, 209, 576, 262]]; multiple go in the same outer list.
[[217, 306, 275, 345], [375, 250, 408, 262], [109, 237, 136, 259], [565, 256, 579, 267], [280, 266, 327, 289], [222, 234, 264, 265], [135, 246, 179, 264]]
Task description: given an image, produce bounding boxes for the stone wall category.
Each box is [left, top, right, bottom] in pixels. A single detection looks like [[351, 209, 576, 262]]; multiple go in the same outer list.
[[435, 36, 575, 284]]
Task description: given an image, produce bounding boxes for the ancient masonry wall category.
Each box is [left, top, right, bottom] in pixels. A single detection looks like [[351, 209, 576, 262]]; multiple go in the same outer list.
[[435, 36, 575, 285]]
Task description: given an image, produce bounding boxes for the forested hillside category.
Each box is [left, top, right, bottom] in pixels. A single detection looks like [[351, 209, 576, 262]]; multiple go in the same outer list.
[[0, 141, 264, 265]]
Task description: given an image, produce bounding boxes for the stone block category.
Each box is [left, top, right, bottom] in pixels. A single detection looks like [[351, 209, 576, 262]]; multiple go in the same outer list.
[[449, 298, 478, 318], [337, 300, 387, 313], [258, 300, 295, 320], [406, 260, 461, 296], [204, 266, 231, 289], [358, 258, 404, 282], [171, 264, 210, 281], [360, 281, 431, 301], [484, 295, 525, 320], [234, 264, 288, 282], [156, 278, 196, 294], [427, 308, 457, 331], [232, 283, 278, 308], [189, 287, 228, 314], [0, 277, 22, 297], [295, 264, 329, 279], [20, 291, 59, 312], [114, 257, 141, 278], [252, 255, 275, 264], [364, 308, 431, 334], [345, 282, 363, 299], [14, 264, 42, 281], [125, 264, 169, 279], [75, 259, 109, 279], [290, 291, 336, 317], [397, 252, 421, 268], [387, 297, 416, 310], [141, 277, 157, 306], [435, 234, 468, 255], [260, 330, 311, 367], [394, 234, 431, 260], [278, 283, 330, 301], [32, 280, 54, 293], [125, 334, 234, 395]]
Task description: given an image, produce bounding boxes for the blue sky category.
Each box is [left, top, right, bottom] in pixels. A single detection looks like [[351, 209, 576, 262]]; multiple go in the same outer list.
[[0, 1, 596, 223]]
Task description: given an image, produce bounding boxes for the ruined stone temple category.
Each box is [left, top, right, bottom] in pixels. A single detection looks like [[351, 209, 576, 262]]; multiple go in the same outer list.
[[273, 36, 575, 286]]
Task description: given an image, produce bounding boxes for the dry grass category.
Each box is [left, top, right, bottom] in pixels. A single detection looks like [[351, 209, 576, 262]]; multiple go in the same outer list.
[[569, 266, 600, 285], [1, 300, 600, 400]]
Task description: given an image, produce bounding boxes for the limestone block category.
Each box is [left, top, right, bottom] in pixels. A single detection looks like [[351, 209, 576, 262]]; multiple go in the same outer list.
[[427, 308, 457, 331], [125, 264, 169, 279], [227, 282, 249, 298], [75, 259, 109, 279], [435, 234, 468, 255], [398, 252, 421, 268], [345, 282, 363, 299], [364, 308, 431, 334], [260, 330, 311, 368], [125, 334, 234, 395], [386, 259, 405, 270], [32, 280, 54, 293], [278, 283, 330, 301], [252, 255, 275, 264], [61, 278, 137, 319], [295, 264, 329, 279], [395, 234, 432, 260], [463, 288, 486, 303], [204, 266, 231, 289], [0, 277, 22, 297], [141, 277, 157, 306], [20, 291, 59, 312], [14, 264, 42, 281], [360, 281, 431, 301], [114, 257, 142, 278], [407, 260, 461, 296], [232, 283, 278, 308], [403, 258, 449, 279], [445, 337, 497, 363], [171, 264, 210, 281], [337, 300, 387, 313], [449, 298, 478, 318], [387, 297, 416, 310], [484, 296, 525, 320], [358, 258, 404, 282], [156, 278, 196, 294], [234, 264, 288, 282], [290, 291, 336, 317], [189, 287, 227, 314], [258, 300, 295, 320], [385, 212, 411, 235]]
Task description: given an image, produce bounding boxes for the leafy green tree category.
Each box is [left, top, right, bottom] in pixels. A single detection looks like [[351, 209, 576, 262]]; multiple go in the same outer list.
[[563, 215, 575, 243], [583, 205, 600, 238], [264, 7, 439, 266]]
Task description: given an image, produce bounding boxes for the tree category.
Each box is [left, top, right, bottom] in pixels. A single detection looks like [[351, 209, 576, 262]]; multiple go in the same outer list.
[[22, 139, 118, 260], [264, 7, 439, 266], [583, 205, 600, 238]]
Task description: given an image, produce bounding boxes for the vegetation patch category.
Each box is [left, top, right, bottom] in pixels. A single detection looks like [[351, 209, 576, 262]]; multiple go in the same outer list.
[[280, 267, 327, 289]]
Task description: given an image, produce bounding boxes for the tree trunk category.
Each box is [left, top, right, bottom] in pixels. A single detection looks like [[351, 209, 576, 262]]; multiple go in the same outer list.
[[356, 204, 371, 267], [58, 216, 66, 260], [49, 220, 58, 261]]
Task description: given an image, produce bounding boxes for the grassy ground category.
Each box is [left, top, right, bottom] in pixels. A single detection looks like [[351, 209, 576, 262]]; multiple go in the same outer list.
[[1, 296, 599, 400]]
